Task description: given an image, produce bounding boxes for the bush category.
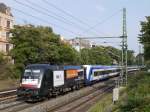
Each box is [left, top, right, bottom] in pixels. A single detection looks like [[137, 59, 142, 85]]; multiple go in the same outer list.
[[119, 72, 150, 112], [145, 60, 150, 70], [0, 52, 21, 80]]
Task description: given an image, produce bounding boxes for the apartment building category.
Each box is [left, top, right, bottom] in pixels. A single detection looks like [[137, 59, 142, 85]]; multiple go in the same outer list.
[[68, 38, 95, 52], [0, 3, 13, 54]]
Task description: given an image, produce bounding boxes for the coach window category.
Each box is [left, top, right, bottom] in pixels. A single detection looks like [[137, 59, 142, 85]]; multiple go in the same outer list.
[[98, 71, 103, 76], [117, 69, 120, 72], [94, 72, 98, 76], [108, 70, 110, 73], [94, 71, 100, 76], [112, 70, 115, 72], [107, 70, 110, 74], [101, 71, 105, 75]]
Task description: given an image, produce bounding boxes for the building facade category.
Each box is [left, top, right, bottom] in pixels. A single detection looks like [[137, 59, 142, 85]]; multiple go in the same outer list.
[[68, 38, 95, 51], [0, 3, 13, 54]]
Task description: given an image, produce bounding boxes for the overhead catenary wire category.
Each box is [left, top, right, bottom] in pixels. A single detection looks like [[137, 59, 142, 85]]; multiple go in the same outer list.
[[12, 7, 81, 36], [25, 0, 89, 32], [12, 0, 122, 42], [83, 9, 122, 33], [25, 0, 110, 37], [13, 0, 83, 36], [42, 0, 92, 27], [14, 0, 105, 37], [13, 0, 73, 26], [41, 0, 109, 36]]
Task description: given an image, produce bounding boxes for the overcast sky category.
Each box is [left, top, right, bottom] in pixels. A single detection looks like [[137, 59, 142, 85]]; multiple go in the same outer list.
[[1, 0, 150, 54]]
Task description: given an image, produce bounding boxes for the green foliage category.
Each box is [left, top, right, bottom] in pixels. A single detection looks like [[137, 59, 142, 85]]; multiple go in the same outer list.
[[144, 60, 150, 69], [139, 16, 150, 61], [89, 47, 113, 65], [10, 25, 60, 65], [119, 72, 150, 112], [0, 52, 7, 64], [127, 50, 136, 65], [80, 48, 90, 64], [9, 25, 136, 79], [10, 25, 80, 76], [58, 44, 80, 65], [80, 46, 121, 65], [0, 52, 20, 79]]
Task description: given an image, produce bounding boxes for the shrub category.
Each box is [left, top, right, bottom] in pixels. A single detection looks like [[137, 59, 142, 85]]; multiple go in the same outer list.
[[119, 72, 150, 112], [0, 52, 21, 80]]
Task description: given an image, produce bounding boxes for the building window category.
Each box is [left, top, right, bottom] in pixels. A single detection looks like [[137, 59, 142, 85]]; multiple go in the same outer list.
[[1, 32, 5, 37], [6, 32, 9, 39], [6, 44, 9, 53], [0, 17, 1, 26], [7, 20, 10, 28], [76, 42, 79, 46]]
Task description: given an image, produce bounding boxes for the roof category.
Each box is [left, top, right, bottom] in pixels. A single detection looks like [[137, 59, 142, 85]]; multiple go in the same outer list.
[[26, 64, 60, 70], [26, 64, 82, 70], [0, 3, 13, 16], [63, 65, 81, 70]]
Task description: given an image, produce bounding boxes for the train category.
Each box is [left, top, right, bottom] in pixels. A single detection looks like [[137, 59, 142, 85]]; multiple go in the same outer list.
[[17, 64, 139, 101]]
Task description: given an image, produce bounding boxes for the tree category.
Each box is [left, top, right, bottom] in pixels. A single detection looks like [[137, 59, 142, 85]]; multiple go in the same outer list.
[[10, 25, 80, 73], [127, 50, 136, 65], [139, 16, 150, 61], [80, 46, 115, 65], [80, 48, 91, 64], [80, 46, 136, 65], [104, 46, 121, 64], [89, 47, 113, 65], [10, 25, 60, 65], [59, 44, 80, 65], [0, 52, 19, 79]]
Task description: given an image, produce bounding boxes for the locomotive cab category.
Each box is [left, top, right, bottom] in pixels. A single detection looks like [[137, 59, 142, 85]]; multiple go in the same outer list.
[[17, 64, 58, 101]]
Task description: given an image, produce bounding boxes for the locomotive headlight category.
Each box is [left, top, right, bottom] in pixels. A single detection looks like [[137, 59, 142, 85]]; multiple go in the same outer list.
[[33, 90, 39, 95]]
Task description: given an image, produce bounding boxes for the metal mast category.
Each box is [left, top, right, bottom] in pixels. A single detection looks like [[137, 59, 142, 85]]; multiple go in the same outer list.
[[121, 8, 128, 85], [76, 8, 128, 86]]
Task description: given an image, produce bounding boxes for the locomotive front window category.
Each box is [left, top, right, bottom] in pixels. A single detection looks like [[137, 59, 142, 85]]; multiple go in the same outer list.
[[23, 69, 42, 79], [32, 70, 41, 79]]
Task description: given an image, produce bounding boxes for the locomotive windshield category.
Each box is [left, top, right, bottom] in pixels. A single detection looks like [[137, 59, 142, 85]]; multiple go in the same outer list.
[[21, 69, 43, 88], [23, 69, 42, 79]]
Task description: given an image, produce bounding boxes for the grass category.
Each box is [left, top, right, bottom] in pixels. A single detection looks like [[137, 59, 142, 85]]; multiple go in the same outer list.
[[89, 72, 150, 112], [88, 93, 113, 112], [88, 87, 127, 112], [0, 79, 19, 91]]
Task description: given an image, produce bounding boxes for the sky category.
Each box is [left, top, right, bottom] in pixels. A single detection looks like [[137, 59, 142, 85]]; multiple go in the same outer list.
[[1, 0, 150, 54]]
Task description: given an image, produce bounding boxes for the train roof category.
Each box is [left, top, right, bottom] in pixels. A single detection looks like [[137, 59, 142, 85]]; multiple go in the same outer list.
[[83, 65, 119, 68], [26, 64, 60, 70], [26, 64, 82, 70], [62, 65, 81, 70], [83, 65, 120, 70]]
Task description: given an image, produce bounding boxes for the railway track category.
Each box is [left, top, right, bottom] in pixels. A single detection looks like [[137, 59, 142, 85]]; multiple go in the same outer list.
[[0, 77, 117, 112], [0, 89, 17, 97], [0, 89, 17, 106], [17, 78, 117, 112], [0, 89, 24, 112], [0, 89, 17, 102], [50, 84, 114, 112]]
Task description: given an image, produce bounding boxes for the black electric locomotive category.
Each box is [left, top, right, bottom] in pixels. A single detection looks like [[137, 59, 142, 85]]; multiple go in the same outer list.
[[17, 64, 85, 101]]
